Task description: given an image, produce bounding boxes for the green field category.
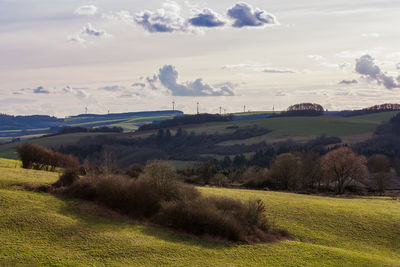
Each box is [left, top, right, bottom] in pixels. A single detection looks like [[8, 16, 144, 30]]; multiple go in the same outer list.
[[0, 158, 399, 266], [186, 111, 400, 145]]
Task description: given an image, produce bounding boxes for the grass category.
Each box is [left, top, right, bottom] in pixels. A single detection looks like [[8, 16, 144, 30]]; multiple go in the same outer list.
[[0, 158, 399, 266], [193, 111, 400, 145]]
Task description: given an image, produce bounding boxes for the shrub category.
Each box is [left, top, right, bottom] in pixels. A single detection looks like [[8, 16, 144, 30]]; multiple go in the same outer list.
[[242, 167, 270, 189], [64, 161, 199, 218], [125, 163, 143, 178], [17, 143, 79, 171], [59, 160, 286, 243], [155, 197, 278, 243], [210, 173, 229, 187], [53, 169, 80, 188]]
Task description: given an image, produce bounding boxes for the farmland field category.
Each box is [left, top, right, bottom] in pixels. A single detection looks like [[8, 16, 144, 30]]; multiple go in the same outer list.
[[0, 158, 399, 266], [189, 111, 400, 145]]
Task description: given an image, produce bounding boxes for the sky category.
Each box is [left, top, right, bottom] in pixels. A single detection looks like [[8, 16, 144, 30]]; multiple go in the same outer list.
[[1, 0, 400, 116]]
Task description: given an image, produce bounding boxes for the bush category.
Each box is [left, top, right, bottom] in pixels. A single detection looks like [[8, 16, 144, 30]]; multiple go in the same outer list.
[[210, 173, 229, 187], [17, 143, 79, 171], [59, 160, 286, 243], [64, 161, 199, 218], [53, 169, 80, 188], [155, 197, 278, 243]]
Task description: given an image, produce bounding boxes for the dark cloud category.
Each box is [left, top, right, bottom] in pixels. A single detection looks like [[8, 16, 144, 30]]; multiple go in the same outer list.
[[158, 65, 234, 96], [131, 83, 145, 88], [188, 9, 226, 27], [227, 3, 278, 28], [339, 79, 358, 85], [33, 86, 50, 94], [355, 55, 400, 89]]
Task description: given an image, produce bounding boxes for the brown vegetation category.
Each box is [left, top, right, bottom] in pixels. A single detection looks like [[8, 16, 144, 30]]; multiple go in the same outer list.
[[321, 147, 369, 194], [54, 161, 288, 243], [17, 143, 79, 171]]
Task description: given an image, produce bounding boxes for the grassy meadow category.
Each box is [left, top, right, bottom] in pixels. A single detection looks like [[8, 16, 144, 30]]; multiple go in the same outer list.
[[190, 111, 400, 145], [0, 158, 399, 266]]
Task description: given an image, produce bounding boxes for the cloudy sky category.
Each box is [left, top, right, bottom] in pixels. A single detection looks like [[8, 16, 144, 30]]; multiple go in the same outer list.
[[1, 0, 400, 116]]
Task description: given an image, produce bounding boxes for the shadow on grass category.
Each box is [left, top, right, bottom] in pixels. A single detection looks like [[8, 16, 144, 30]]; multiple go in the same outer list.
[[52, 194, 236, 250]]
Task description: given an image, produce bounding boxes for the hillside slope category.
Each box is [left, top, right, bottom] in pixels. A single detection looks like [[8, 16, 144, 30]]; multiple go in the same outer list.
[[0, 159, 399, 266]]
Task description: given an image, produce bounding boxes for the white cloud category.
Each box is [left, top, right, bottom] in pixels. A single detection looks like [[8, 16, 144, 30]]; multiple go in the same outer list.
[[361, 33, 380, 38], [134, 1, 191, 33], [74, 5, 98, 16], [227, 2, 279, 28]]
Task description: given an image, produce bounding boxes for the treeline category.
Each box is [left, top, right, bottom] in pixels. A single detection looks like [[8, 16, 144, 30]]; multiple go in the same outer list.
[[354, 113, 400, 160], [0, 114, 63, 130], [57, 126, 273, 166], [50, 126, 123, 136], [346, 103, 400, 117], [181, 147, 394, 194], [138, 114, 232, 131], [270, 103, 324, 118]]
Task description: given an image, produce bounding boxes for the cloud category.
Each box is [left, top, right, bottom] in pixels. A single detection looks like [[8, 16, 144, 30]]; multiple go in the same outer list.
[[397, 63, 400, 70], [132, 83, 146, 88], [99, 85, 125, 92], [134, 1, 190, 33], [81, 23, 109, 37], [188, 8, 226, 27], [339, 79, 358, 85], [33, 86, 50, 94], [74, 5, 98, 16], [355, 54, 400, 89], [227, 3, 278, 28], [308, 55, 324, 61], [361, 33, 380, 38], [156, 65, 235, 96], [222, 63, 295, 73], [264, 68, 295, 74], [68, 24, 110, 44], [62, 85, 89, 98]]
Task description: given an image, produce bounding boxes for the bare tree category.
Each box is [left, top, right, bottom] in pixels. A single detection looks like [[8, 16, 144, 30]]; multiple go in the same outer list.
[[321, 147, 368, 194]]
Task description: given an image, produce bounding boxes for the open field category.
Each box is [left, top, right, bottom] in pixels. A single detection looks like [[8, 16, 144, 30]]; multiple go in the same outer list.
[[0, 158, 399, 266], [189, 111, 400, 145]]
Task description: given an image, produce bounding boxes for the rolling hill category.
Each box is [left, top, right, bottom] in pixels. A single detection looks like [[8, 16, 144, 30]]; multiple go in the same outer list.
[[0, 159, 399, 266], [0, 111, 398, 163], [0, 110, 183, 143]]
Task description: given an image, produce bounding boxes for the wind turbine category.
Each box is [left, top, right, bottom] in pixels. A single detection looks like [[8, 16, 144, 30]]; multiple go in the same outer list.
[[172, 99, 175, 111], [85, 106, 88, 115], [197, 102, 199, 115]]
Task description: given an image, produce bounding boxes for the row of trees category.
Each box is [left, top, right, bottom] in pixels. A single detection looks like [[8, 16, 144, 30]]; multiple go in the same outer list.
[[138, 114, 232, 131], [270, 103, 325, 117], [183, 147, 393, 194]]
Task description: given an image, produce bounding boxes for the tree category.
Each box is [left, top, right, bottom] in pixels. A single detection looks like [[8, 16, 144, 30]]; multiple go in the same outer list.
[[299, 152, 322, 190], [367, 154, 391, 194], [321, 147, 368, 194], [269, 153, 300, 190]]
